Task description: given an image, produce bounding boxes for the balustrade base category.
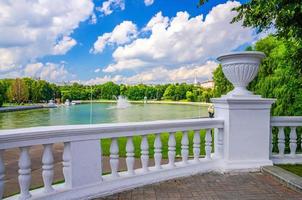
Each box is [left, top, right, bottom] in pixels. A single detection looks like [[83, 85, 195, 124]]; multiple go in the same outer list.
[[221, 160, 273, 172], [6, 159, 221, 200], [271, 154, 302, 164]]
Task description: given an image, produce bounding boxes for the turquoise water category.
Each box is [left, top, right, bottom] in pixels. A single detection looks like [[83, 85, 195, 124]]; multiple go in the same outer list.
[[0, 103, 208, 129]]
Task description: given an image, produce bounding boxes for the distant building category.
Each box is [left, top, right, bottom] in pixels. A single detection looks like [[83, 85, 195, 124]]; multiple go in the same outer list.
[[200, 80, 214, 89], [194, 75, 199, 86]]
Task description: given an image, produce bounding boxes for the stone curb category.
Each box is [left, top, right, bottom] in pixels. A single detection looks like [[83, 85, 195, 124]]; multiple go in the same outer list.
[[262, 166, 302, 192]]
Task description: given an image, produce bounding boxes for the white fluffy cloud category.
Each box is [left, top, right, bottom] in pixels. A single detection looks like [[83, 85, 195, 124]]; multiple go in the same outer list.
[[102, 1, 254, 73], [94, 68, 101, 73], [53, 36, 77, 55], [85, 61, 217, 85], [23, 62, 71, 82], [91, 21, 138, 54], [85, 75, 124, 85], [0, 0, 94, 75], [97, 0, 125, 16], [144, 0, 154, 6], [143, 11, 169, 31]]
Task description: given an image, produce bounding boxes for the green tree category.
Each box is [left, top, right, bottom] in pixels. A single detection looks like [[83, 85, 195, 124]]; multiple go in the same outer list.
[[8, 78, 29, 104], [100, 82, 120, 100], [0, 81, 5, 107], [249, 36, 302, 116], [163, 84, 176, 100], [31, 80, 54, 102], [232, 0, 302, 43], [186, 91, 195, 102]]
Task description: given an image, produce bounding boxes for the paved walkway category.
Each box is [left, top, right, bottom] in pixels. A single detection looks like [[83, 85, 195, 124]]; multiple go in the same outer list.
[[96, 173, 302, 200]]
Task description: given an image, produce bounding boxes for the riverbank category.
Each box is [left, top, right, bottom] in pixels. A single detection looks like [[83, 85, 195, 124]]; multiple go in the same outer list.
[[0, 104, 55, 113], [79, 100, 212, 106], [0, 100, 210, 113]]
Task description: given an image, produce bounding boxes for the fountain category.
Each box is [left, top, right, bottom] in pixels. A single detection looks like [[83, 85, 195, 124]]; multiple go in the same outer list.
[[116, 96, 131, 109]]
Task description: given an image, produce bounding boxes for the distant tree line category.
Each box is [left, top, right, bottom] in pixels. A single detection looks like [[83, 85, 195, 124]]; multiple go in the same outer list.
[[0, 78, 61, 106], [0, 78, 214, 107]]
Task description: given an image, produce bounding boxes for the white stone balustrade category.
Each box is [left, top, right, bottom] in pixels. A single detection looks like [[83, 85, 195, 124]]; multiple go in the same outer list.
[[0, 118, 224, 200], [270, 117, 302, 164]]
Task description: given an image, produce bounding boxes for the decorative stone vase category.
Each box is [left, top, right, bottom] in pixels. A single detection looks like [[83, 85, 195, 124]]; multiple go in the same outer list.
[[217, 51, 265, 98]]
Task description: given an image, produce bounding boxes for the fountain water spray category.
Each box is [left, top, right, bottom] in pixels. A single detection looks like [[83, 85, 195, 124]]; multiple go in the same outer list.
[[116, 96, 131, 109]]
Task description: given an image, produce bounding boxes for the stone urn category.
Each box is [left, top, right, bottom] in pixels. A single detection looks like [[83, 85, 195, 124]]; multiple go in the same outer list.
[[217, 51, 265, 98]]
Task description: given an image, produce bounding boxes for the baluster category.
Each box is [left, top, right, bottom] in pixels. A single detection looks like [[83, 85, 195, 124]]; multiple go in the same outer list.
[[205, 129, 212, 159], [168, 132, 176, 167], [290, 127, 297, 156], [126, 137, 135, 175], [0, 150, 4, 199], [181, 131, 189, 164], [270, 127, 273, 157], [193, 130, 200, 162], [63, 142, 71, 188], [216, 128, 224, 158], [42, 144, 54, 193], [277, 127, 285, 156], [140, 135, 149, 172], [18, 146, 31, 200], [154, 134, 162, 169], [110, 138, 119, 177]]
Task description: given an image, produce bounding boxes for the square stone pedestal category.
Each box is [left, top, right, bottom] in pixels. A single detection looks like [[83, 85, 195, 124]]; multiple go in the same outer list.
[[211, 97, 275, 171]]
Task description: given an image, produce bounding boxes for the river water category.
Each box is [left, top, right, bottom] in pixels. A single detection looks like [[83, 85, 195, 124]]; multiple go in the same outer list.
[[0, 103, 208, 129]]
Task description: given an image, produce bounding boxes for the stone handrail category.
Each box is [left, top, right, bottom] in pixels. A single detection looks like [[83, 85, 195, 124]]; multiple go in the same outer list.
[[270, 116, 302, 164], [0, 118, 224, 200]]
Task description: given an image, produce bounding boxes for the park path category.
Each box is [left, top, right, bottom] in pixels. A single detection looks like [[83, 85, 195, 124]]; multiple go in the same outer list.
[[97, 172, 302, 200]]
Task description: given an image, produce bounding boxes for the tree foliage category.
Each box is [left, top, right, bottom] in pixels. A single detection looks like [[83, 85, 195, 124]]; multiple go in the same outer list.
[[249, 36, 302, 116], [7, 78, 29, 104], [0, 77, 215, 106], [0, 81, 5, 107], [232, 0, 302, 43]]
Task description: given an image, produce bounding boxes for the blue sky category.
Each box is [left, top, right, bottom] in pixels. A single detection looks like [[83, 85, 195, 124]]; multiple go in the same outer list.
[[0, 0, 258, 84]]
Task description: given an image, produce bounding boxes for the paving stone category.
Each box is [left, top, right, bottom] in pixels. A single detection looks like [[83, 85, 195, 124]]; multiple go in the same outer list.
[[96, 172, 302, 200]]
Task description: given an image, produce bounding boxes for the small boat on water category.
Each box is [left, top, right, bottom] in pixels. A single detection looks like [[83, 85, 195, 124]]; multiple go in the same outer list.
[[47, 100, 57, 108], [65, 99, 71, 106]]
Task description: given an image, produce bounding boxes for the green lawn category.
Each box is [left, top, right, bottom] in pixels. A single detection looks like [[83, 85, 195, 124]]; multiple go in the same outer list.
[[277, 164, 302, 177], [101, 130, 212, 159]]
